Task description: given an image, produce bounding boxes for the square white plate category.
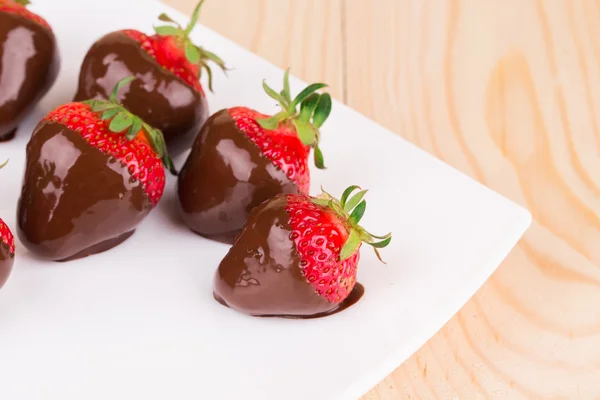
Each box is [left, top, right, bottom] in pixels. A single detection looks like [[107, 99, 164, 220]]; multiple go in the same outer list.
[[0, 1, 531, 399]]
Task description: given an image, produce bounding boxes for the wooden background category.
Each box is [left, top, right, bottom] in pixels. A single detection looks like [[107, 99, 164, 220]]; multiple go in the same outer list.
[[165, 0, 600, 398]]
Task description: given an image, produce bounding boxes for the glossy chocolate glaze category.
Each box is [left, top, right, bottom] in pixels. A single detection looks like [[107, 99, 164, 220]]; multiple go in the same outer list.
[[214, 283, 364, 319], [0, 242, 14, 289], [17, 122, 152, 261], [74, 31, 207, 158], [177, 110, 299, 244], [213, 195, 363, 318], [0, 11, 60, 141]]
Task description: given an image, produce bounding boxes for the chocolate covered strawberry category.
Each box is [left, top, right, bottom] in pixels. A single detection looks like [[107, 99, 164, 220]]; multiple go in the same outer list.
[[74, 0, 225, 158], [0, 161, 15, 289], [0, 0, 60, 141], [177, 70, 331, 244], [17, 77, 173, 262], [0, 217, 15, 290], [213, 186, 391, 317]]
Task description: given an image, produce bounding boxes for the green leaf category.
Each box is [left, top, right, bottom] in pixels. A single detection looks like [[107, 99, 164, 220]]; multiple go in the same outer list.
[[257, 111, 287, 130], [158, 13, 181, 28], [200, 49, 227, 71], [292, 119, 317, 146], [163, 154, 178, 175], [312, 92, 332, 128], [185, 42, 201, 64], [340, 185, 361, 208], [366, 231, 392, 240], [110, 76, 136, 103], [299, 93, 320, 123], [109, 112, 133, 133], [282, 68, 291, 104], [142, 124, 177, 175], [154, 25, 181, 36], [101, 108, 120, 120], [290, 83, 328, 111], [344, 190, 368, 213], [262, 80, 289, 107], [127, 117, 143, 141], [0, 159, 8, 169], [89, 101, 117, 112], [348, 200, 366, 226], [373, 247, 386, 264], [320, 186, 334, 198], [313, 145, 325, 169], [370, 237, 392, 248], [257, 117, 279, 130], [185, 0, 205, 36], [340, 230, 362, 261], [201, 62, 214, 92], [331, 201, 345, 217], [310, 198, 330, 207], [142, 124, 162, 157], [157, 129, 170, 160]]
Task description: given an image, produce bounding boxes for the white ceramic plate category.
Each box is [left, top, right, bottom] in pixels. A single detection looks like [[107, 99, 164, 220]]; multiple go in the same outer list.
[[0, 1, 531, 399]]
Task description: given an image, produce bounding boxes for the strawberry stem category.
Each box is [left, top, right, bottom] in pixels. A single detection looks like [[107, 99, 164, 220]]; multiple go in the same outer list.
[[185, 0, 205, 36], [257, 69, 332, 170], [82, 76, 177, 175], [0, 159, 8, 169], [311, 186, 392, 262], [109, 76, 136, 103], [153, 0, 227, 92]]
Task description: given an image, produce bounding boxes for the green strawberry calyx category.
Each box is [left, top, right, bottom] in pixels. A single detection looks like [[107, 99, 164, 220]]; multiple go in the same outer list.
[[0, 159, 7, 169], [311, 185, 392, 262], [82, 76, 177, 175], [257, 69, 332, 170], [14, 0, 31, 6], [153, 0, 227, 92]]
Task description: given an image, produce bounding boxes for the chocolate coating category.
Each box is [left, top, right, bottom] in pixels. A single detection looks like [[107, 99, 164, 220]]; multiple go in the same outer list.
[[0, 242, 14, 289], [74, 31, 207, 158], [0, 11, 60, 141], [213, 195, 351, 317], [17, 122, 152, 261], [177, 110, 299, 244]]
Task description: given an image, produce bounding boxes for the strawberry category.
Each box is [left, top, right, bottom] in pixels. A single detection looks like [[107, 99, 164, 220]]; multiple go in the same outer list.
[[0, 160, 15, 289], [213, 186, 391, 317], [74, 0, 226, 158], [17, 77, 173, 262], [177, 70, 332, 244], [0, 0, 60, 141], [0, 217, 15, 290], [0, 0, 50, 30]]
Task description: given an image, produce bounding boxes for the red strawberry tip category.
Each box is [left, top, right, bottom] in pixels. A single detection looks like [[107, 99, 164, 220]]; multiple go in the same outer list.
[[257, 68, 331, 170], [153, 0, 227, 92], [311, 185, 392, 263], [82, 76, 177, 175]]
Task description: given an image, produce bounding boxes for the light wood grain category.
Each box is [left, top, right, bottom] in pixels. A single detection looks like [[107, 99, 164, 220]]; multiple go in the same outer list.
[[167, 0, 600, 398]]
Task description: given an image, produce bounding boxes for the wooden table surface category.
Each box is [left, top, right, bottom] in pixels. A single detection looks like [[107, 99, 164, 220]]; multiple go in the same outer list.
[[165, 0, 600, 398]]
